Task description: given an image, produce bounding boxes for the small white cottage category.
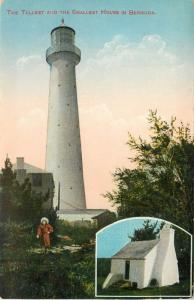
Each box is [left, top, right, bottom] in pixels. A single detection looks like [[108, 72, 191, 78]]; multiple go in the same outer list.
[[102, 225, 179, 289]]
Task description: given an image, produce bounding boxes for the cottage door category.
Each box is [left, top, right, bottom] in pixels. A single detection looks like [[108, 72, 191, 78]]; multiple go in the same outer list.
[[125, 261, 130, 280]]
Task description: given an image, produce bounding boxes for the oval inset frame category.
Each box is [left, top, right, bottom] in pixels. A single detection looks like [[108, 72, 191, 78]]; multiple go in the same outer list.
[[95, 217, 192, 298]]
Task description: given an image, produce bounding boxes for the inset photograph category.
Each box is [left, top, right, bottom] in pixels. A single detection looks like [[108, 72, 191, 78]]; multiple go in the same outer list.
[[95, 217, 192, 298]]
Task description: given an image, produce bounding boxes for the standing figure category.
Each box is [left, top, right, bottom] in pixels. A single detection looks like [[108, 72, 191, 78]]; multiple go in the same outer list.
[[36, 217, 53, 248]]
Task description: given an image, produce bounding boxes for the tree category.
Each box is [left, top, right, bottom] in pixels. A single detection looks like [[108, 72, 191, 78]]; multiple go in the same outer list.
[[0, 157, 48, 223], [129, 220, 161, 242], [0, 157, 16, 221], [105, 111, 194, 234]]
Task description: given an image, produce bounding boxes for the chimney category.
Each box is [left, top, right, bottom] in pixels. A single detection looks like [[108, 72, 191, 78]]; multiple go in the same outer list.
[[16, 157, 25, 169], [160, 224, 175, 244]]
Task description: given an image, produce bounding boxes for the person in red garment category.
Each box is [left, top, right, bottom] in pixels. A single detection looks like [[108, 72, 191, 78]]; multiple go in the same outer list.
[[36, 217, 53, 248]]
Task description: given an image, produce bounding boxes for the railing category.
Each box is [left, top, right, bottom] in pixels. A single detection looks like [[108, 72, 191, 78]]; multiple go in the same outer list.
[[46, 45, 81, 58]]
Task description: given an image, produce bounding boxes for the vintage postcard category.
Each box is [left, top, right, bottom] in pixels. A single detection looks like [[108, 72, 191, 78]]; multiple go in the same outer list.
[[0, 0, 193, 298]]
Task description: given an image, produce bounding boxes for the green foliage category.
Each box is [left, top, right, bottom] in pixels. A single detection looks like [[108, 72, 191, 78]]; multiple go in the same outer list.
[[149, 278, 159, 287], [97, 258, 111, 277], [0, 217, 97, 298], [105, 111, 193, 279], [68, 253, 95, 297], [11, 179, 45, 223], [96, 211, 117, 229], [0, 222, 37, 250], [97, 278, 190, 296], [105, 111, 194, 233], [0, 157, 96, 298], [1, 254, 94, 299], [129, 220, 162, 242], [0, 157, 16, 221], [0, 157, 48, 223], [173, 226, 191, 278], [57, 219, 96, 245]]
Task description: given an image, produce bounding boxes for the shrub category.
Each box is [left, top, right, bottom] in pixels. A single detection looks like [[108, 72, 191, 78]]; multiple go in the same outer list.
[[149, 278, 159, 287], [97, 258, 111, 277], [1, 241, 95, 298], [56, 219, 96, 245], [132, 282, 138, 289]]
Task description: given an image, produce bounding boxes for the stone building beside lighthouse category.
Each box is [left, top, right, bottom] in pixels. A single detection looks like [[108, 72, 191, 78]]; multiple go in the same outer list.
[[45, 21, 107, 222]]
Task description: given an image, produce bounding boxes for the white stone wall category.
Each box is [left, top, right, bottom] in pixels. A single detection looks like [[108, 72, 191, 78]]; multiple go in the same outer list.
[[110, 259, 145, 289], [130, 260, 145, 289], [160, 243, 179, 286], [152, 228, 179, 286], [111, 259, 126, 275], [143, 244, 158, 287], [45, 28, 86, 210]]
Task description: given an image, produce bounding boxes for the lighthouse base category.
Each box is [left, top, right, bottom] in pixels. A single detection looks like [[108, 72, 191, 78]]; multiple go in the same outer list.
[[57, 209, 111, 226]]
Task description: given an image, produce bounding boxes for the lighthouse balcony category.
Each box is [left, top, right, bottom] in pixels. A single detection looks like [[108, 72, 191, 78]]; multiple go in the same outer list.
[[46, 44, 81, 63]]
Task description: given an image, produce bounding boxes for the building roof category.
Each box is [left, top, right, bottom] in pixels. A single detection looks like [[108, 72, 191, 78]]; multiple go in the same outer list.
[[112, 239, 159, 260], [51, 25, 75, 35], [57, 208, 107, 216], [13, 162, 47, 174], [57, 209, 108, 222]]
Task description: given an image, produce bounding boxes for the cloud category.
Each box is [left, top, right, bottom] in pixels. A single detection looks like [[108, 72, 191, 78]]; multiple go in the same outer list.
[[16, 55, 41, 70], [81, 34, 180, 78], [80, 103, 148, 142], [139, 34, 166, 53], [80, 103, 148, 135], [78, 33, 191, 118], [81, 103, 127, 127], [77, 34, 193, 185]]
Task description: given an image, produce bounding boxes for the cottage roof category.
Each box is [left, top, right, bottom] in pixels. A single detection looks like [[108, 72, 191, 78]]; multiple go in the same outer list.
[[112, 239, 159, 260]]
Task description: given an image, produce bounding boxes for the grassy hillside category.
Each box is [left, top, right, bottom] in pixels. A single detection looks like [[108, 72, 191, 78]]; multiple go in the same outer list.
[[97, 276, 191, 297]]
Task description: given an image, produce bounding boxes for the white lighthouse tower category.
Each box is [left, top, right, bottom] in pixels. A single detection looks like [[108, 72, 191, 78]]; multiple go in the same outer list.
[[45, 20, 86, 210]]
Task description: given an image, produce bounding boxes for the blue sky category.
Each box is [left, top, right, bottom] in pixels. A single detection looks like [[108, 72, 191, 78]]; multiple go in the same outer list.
[[96, 218, 162, 258], [1, 0, 194, 63]]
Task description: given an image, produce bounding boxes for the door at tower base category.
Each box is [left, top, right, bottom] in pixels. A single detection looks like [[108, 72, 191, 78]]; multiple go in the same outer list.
[[103, 225, 179, 289], [45, 23, 86, 211]]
